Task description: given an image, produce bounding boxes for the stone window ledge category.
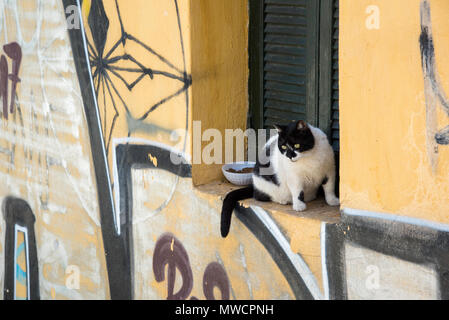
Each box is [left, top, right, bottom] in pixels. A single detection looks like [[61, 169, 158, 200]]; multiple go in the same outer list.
[[195, 181, 341, 224]]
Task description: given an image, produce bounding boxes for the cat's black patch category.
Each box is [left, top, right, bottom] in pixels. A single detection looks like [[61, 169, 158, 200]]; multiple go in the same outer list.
[[254, 188, 272, 202], [298, 191, 305, 202], [277, 120, 315, 160], [322, 176, 329, 186]]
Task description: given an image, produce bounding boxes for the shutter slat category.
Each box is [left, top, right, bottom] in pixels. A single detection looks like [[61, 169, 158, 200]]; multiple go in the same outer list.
[[265, 44, 305, 56], [265, 81, 306, 95], [265, 62, 305, 76], [265, 24, 307, 35], [265, 72, 306, 85], [264, 34, 306, 46], [265, 5, 306, 16], [265, 14, 307, 26], [265, 90, 306, 104], [264, 0, 306, 6], [265, 108, 305, 121], [265, 99, 306, 114], [264, 53, 306, 66]]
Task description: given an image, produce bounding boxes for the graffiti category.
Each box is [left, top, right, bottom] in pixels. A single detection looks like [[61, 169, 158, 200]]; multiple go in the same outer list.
[[2, 0, 447, 302], [65, 0, 192, 299], [3, 197, 39, 300], [235, 205, 321, 300], [85, 0, 192, 153], [153, 233, 193, 300], [153, 233, 230, 300], [0, 42, 21, 120], [324, 209, 449, 300], [203, 262, 230, 300], [419, 0, 449, 171], [115, 143, 191, 299]]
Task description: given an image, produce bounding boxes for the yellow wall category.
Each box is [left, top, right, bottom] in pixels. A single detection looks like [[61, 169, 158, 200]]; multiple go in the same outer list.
[[340, 0, 449, 224], [190, 0, 249, 185], [6, 0, 449, 301], [0, 0, 110, 299], [82, 0, 192, 199]]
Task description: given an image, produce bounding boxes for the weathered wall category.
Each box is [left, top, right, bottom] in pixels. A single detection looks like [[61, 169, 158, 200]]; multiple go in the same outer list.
[[3, 0, 449, 301], [0, 0, 109, 299], [190, 0, 249, 186], [340, 0, 449, 224], [333, 0, 449, 300]]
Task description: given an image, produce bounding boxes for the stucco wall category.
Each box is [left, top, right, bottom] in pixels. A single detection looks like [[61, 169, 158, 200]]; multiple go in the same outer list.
[[190, 0, 249, 186], [0, 0, 109, 299], [340, 0, 449, 224], [2, 0, 449, 301]]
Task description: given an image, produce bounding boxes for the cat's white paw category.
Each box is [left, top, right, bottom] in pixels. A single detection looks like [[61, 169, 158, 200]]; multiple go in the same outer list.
[[293, 201, 307, 212], [326, 196, 340, 206]]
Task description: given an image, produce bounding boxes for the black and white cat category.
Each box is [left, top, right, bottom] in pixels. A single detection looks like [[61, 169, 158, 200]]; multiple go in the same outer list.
[[221, 120, 339, 237]]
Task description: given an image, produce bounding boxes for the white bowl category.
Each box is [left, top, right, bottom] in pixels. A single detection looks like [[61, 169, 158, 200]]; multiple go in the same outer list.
[[222, 161, 255, 186]]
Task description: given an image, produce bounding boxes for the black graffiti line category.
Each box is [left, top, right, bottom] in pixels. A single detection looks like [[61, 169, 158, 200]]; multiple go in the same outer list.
[[102, 72, 119, 154], [94, 68, 101, 99], [104, 54, 154, 79], [101, 72, 107, 136], [63, 0, 132, 300], [325, 211, 449, 300], [234, 205, 315, 300], [174, 0, 190, 157], [126, 34, 185, 77], [3, 197, 40, 300], [65, 0, 192, 299], [105, 64, 149, 91], [114, 0, 125, 45], [107, 65, 186, 83], [138, 85, 189, 121], [85, 0, 193, 156], [87, 40, 97, 60], [174, 0, 187, 80], [101, 69, 131, 114], [420, 0, 449, 145], [101, 0, 184, 78]]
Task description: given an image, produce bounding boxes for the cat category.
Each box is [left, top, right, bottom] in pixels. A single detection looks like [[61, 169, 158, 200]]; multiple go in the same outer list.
[[220, 120, 339, 237]]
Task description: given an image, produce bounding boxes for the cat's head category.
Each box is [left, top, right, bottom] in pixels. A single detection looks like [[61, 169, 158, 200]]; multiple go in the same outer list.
[[274, 120, 315, 162]]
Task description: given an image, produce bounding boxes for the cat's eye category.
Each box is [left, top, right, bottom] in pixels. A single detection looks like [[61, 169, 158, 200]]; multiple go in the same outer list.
[[281, 145, 287, 150], [294, 144, 300, 149]]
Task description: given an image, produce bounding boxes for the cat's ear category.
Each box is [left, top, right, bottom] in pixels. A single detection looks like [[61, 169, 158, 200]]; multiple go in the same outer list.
[[296, 120, 308, 130], [274, 124, 287, 133]]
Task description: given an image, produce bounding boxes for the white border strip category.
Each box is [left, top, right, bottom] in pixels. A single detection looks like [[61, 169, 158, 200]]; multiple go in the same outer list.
[[321, 222, 330, 300], [250, 206, 323, 300], [14, 225, 30, 300], [343, 207, 449, 233]]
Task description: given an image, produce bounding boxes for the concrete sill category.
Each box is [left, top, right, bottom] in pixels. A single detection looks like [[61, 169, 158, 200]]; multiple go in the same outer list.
[[196, 181, 341, 224]]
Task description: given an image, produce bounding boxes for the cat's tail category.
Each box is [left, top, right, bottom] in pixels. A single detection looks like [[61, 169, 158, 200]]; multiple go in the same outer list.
[[221, 185, 254, 238]]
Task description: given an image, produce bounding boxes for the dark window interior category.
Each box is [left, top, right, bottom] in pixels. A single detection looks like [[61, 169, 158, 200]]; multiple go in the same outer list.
[[248, 0, 340, 193]]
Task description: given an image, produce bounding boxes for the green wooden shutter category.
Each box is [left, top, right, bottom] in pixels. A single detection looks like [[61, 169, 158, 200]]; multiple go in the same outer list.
[[263, 0, 319, 128], [331, 0, 339, 151], [249, 0, 339, 149], [249, 0, 318, 130]]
